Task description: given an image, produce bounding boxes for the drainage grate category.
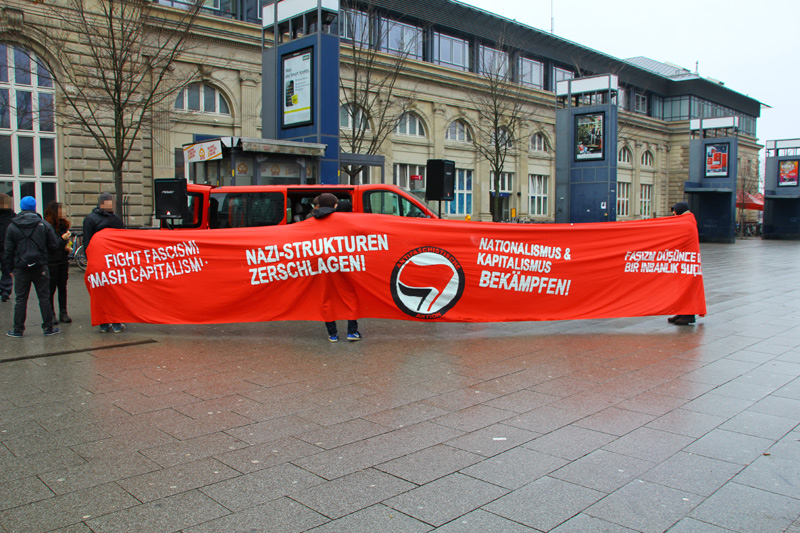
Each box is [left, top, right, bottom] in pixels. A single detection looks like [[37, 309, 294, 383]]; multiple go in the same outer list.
[[0, 339, 158, 364]]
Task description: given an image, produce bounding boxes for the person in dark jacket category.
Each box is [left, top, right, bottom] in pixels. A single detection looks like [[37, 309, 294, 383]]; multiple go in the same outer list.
[[44, 201, 73, 324], [83, 192, 125, 333], [668, 201, 696, 326], [312, 193, 362, 342], [4, 196, 59, 337], [0, 193, 15, 302]]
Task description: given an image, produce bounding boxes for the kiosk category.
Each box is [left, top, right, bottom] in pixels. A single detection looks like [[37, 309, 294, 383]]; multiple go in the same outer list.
[[684, 117, 740, 243], [763, 139, 800, 239]]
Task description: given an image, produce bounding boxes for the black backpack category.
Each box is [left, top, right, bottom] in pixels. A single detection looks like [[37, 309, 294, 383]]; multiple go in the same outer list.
[[13, 222, 44, 270]]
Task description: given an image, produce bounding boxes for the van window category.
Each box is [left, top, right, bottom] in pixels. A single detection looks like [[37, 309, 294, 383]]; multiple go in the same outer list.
[[164, 192, 203, 229], [363, 190, 427, 217], [211, 192, 284, 228]]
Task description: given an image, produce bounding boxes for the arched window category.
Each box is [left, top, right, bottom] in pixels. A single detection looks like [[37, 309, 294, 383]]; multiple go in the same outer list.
[[492, 127, 513, 148], [0, 44, 58, 210], [641, 150, 655, 167], [174, 83, 230, 115], [618, 147, 632, 164], [395, 112, 425, 137], [445, 119, 471, 142], [530, 132, 548, 152], [339, 104, 370, 131]]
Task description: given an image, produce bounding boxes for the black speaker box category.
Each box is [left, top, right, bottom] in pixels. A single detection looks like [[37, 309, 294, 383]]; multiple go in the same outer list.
[[426, 159, 455, 201], [154, 178, 188, 219]]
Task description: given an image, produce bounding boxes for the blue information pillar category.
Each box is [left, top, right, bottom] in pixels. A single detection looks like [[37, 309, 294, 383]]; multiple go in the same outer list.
[[555, 75, 619, 223], [763, 139, 800, 239], [684, 118, 740, 243], [262, 0, 340, 184]]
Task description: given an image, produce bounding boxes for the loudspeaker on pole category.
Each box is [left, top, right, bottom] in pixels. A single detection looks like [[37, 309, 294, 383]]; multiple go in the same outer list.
[[426, 159, 455, 201]]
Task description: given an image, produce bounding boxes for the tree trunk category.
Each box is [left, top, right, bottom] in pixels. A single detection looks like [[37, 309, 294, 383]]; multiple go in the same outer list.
[[114, 164, 124, 226]]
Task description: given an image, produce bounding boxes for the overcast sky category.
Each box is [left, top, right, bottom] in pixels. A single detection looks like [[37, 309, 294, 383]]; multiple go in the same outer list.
[[459, 0, 798, 154]]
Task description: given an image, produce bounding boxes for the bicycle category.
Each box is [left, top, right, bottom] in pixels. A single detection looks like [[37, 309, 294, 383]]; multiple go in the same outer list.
[[68, 230, 87, 271]]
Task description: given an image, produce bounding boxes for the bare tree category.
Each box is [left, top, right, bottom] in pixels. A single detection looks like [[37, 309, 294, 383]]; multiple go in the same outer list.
[[39, 0, 205, 218], [469, 37, 528, 221], [338, 1, 417, 184]]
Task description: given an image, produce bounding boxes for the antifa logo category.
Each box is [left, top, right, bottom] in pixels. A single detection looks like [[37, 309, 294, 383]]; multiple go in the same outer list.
[[390, 247, 465, 319]]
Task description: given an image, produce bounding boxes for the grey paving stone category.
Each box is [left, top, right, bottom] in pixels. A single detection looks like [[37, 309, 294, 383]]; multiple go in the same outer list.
[[38, 452, 162, 495], [0, 447, 86, 484], [460, 446, 568, 489], [647, 378, 718, 400], [384, 472, 507, 527], [766, 430, 800, 462], [307, 504, 432, 532], [445, 423, 538, 457], [484, 476, 604, 531], [719, 409, 798, 440], [734, 455, 800, 499], [613, 391, 689, 416], [483, 389, 559, 413], [432, 404, 516, 432], [0, 476, 54, 511], [293, 421, 463, 480], [523, 425, 616, 461], [200, 462, 325, 511], [0, 482, 138, 533], [434, 509, 533, 532], [641, 451, 743, 497], [139, 432, 249, 468], [748, 395, 800, 421], [225, 414, 324, 445], [584, 479, 702, 533], [573, 406, 656, 436], [690, 482, 800, 532], [2, 424, 112, 458], [84, 490, 229, 532], [551, 513, 637, 532], [665, 517, 734, 532], [645, 408, 726, 438], [602, 427, 694, 462], [361, 401, 448, 428], [685, 428, 774, 465], [681, 393, 754, 418], [213, 436, 324, 474], [296, 418, 391, 449], [376, 444, 482, 485], [290, 468, 415, 520], [503, 405, 583, 434], [550, 449, 655, 493], [117, 457, 239, 502]]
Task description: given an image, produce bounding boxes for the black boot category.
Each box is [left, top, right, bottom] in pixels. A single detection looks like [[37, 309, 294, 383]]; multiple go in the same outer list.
[[60, 312, 72, 324]]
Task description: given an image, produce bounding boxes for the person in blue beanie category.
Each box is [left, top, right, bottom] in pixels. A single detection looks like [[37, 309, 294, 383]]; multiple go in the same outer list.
[[3, 196, 59, 337]]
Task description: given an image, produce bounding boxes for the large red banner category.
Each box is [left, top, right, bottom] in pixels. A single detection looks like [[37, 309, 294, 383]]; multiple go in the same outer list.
[[84, 213, 706, 325]]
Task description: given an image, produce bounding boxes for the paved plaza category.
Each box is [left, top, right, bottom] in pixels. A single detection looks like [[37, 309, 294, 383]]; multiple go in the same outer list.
[[1, 238, 800, 532]]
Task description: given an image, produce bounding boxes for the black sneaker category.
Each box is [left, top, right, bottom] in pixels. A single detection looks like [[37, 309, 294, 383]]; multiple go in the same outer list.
[[1, 294, 9, 302], [6, 330, 22, 338], [59, 313, 72, 323], [43, 327, 61, 336]]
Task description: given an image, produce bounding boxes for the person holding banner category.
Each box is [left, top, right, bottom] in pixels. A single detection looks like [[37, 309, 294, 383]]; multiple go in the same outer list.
[[83, 192, 125, 333], [311, 193, 362, 342], [668, 201, 696, 326]]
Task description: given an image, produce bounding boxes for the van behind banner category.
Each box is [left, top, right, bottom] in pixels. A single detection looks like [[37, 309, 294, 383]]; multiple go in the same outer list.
[[85, 214, 705, 325]]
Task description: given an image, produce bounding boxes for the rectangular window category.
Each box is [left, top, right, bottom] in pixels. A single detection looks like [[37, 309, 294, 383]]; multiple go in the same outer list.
[[651, 95, 663, 119], [519, 57, 544, 89], [0, 135, 11, 174], [617, 182, 630, 217], [394, 163, 426, 190], [0, 89, 8, 129], [635, 93, 647, 114], [0, 44, 7, 83], [433, 32, 469, 71], [16, 91, 33, 131], [617, 87, 627, 110], [187, 84, 200, 111], [528, 174, 548, 216], [18, 136, 35, 176], [489, 172, 513, 192], [479, 46, 509, 78], [38, 93, 54, 132], [554, 67, 574, 83], [340, 9, 370, 46], [447, 169, 473, 216], [36, 59, 53, 88], [203, 85, 216, 112], [40, 137, 56, 176], [640, 184, 652, 218], [381, 20, 422, 59], [14, 48, 30, 86]]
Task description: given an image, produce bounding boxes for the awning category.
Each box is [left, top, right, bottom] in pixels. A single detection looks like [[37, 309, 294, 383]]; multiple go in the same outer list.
[[736, 191, 764, 211]]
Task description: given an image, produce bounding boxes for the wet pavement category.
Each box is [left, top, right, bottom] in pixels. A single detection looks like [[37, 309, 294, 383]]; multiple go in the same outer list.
[[1, 239, 800, 532]]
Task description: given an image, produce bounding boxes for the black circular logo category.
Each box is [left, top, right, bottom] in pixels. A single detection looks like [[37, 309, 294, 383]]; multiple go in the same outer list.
[[390, 247, 465, 319]]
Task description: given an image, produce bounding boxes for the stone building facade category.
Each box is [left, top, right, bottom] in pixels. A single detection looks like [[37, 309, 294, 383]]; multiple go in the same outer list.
[[1, 0, 762, 226]]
